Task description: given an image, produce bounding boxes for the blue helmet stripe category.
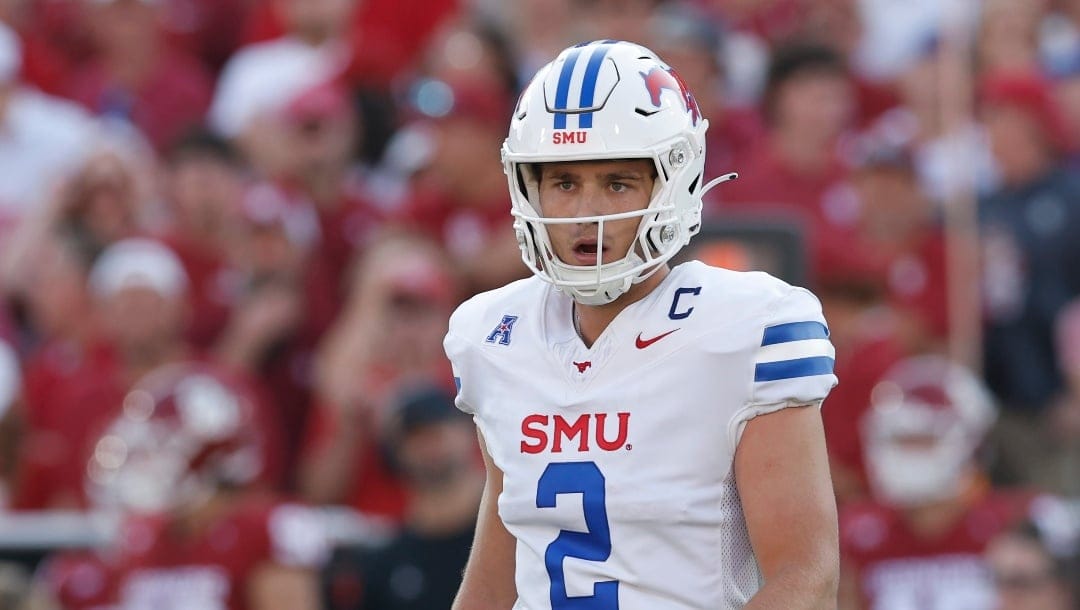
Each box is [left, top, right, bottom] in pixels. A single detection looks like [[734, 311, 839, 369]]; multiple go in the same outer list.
[[577, 42, 614, 129], [552, 48, 583, 129]]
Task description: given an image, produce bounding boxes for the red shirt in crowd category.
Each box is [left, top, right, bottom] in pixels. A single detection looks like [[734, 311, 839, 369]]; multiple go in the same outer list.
[[240, 0, 459, 88], [840, 488, 1040, 609], [13, 339, 125, 510], [158, 231, 235, 351], [13, 348, 284, 509], [63, 47, 214, 151], [45, 493, 326, 610], [714, 139, 860, 284]]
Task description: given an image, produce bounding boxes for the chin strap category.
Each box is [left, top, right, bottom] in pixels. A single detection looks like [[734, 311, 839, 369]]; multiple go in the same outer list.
[[700, 172, 739, 198]]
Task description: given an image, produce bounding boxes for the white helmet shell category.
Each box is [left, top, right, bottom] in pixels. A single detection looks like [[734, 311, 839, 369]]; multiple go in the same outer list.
[[503, 40, 734, 305]]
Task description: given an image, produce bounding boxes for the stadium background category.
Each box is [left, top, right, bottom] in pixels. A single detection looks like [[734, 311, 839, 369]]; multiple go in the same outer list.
[[0, 0, 1077, 608]]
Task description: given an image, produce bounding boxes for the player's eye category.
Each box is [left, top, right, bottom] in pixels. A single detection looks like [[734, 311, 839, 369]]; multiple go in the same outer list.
[[556, 181, 574, 191], [610, 182, 629, 193]]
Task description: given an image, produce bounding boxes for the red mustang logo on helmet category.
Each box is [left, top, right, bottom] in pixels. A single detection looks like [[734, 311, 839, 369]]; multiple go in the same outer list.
[[640, 66, 701, 125]]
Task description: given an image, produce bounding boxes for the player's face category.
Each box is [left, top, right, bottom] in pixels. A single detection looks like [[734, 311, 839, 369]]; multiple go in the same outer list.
[[536, 159, 656, 267]]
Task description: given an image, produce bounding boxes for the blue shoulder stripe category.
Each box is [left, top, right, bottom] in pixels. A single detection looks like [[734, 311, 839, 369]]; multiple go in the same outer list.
[[754, 356, 835, 382], [761, 321, 829, 346]]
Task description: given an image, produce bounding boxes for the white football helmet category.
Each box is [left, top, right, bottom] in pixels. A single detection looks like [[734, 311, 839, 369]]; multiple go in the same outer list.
[[503, 40, 736, 305], [862, 355, 997, 508]]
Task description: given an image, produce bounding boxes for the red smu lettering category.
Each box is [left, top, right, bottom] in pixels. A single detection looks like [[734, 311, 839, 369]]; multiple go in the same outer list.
[[520, 412, 630, 454], [553, 131, 587, 144]]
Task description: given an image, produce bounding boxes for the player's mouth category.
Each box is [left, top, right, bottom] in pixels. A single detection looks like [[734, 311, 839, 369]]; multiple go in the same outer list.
[[571, 238, 605, 265]]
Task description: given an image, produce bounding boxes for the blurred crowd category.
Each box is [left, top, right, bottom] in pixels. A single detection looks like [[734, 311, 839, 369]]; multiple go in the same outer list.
[[0, 0, 1077, 609]]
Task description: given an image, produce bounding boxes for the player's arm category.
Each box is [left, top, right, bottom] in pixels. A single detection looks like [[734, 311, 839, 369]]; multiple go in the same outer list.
[[247, 563, 320, 610], [452, 429, 518, 610], [736, 405, 840, 609]]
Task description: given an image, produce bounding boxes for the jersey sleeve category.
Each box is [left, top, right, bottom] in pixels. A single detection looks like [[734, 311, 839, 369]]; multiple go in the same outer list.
[[729, 286, 838, 448], [443, 305, 477, 415]]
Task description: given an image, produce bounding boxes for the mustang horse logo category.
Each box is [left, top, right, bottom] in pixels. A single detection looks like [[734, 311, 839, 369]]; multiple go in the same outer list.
[[640, 66, 701, 125]]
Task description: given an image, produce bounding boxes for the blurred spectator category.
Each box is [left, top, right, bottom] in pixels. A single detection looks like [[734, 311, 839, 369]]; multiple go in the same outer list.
[[299, 231, 459, 521], [852, 0, 979, 83], [155, 0, 253, 72], [57, 144, 154, 264], [322, 385, 482, 610], [0, 21, 99, 223], [710, 0, 807, 45], [819, 293, 907, 504], [0, 336, 19, 506], [393, 77, 526, 294], [1039, 0, 1080, 77], [571, 0, 657, 45], [5, 231, 95, 353], [847, 137, 949, 349], [718, 41, 859, 285], [1050, 59, 1080, 166], [978, 71, 1080, 415], [242, 0, 460, 89], [872, 39, 999, 205], [975, 0, 1045, 77], [0, 0, 83, 95], [10, 237, 193, 509], [419, 15, 521, 99], [41, 362, 320, 610], [214, 181, 322, 484], [276, 79, 388, 321], [839, 355, 1043, 609], [157, 129, 246, 351], [795, 0, 900, 126], [648, 3, 764, 180], [992, 298, 1080, 496], [495, 0, 575, 82], [986, 517, 1080, 610], [208, 0, 354, 170], [64, 0, 214, 152]]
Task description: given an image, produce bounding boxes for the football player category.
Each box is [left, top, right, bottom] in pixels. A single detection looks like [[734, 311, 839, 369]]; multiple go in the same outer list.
[[444, 40, 839, 609], [41, 362, 326, 610], [839, 355, 1044, 610]]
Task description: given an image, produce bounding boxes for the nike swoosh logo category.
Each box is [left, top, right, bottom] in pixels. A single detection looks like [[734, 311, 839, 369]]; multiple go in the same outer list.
[[635, 329, 679, 349]]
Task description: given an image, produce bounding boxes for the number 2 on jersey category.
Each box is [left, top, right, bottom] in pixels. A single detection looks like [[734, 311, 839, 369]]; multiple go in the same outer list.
[[536, 461, 619, 609]]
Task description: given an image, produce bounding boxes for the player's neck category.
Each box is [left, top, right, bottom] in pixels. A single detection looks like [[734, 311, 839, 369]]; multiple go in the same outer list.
[[574, 266, 670, 348]]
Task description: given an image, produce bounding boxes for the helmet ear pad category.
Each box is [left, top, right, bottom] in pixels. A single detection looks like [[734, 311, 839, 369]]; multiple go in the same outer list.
[[502, 40, 718, 305]]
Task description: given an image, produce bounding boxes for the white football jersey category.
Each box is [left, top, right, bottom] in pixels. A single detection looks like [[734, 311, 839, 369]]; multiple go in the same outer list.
[[444, 261, 838, 609]]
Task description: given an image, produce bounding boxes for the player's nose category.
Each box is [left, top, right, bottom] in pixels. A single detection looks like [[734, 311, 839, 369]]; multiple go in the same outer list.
[[573, 184, 605, 222]]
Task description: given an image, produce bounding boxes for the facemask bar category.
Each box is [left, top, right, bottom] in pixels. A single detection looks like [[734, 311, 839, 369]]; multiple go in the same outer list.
[[511, 205, 675, 288]]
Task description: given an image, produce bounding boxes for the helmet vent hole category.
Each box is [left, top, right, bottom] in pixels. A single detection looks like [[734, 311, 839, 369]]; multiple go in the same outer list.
[[635, 108, 660, 117], [689, 174, 701, 194]]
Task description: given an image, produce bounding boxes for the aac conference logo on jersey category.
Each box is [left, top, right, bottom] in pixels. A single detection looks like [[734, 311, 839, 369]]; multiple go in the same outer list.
[[485, 314, 519, 346]]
